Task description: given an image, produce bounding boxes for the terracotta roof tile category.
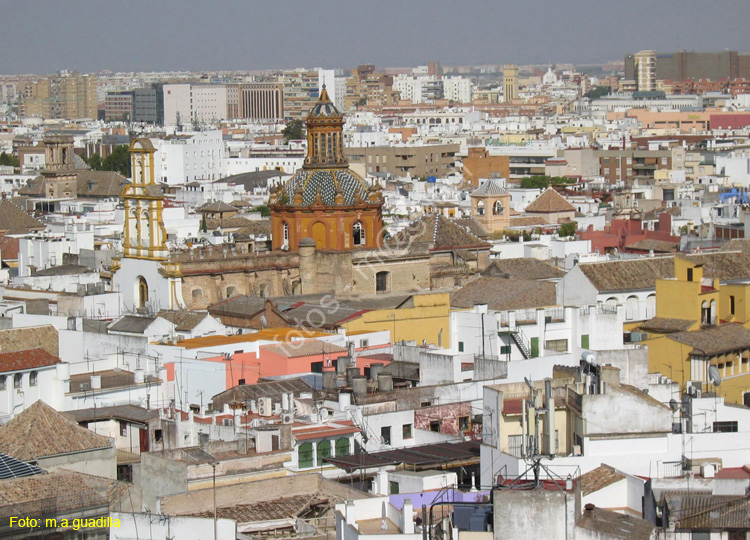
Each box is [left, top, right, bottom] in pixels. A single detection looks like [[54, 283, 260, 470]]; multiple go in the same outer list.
[[451, 276, 557, 311], [0, 400, 112, 461], [389, 213, 490, 251], [580, 464, 626, 496], [0, 348, 60, 373], [0, 326, 58, 356], [525, 188, 575, 213], [638, 317, 696, 334], [667, 323, 750, 357], [0, 200, 45, 235]]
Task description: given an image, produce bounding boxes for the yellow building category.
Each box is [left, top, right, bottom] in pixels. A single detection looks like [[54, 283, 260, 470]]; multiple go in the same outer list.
[[637, 257, 750, 405], [341, 292, 451, 348]]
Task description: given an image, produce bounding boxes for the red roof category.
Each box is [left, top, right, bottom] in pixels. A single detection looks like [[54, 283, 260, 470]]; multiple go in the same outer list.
[[0, 348, 60, 373], [293, 424, 360, 441], [0, 236, 20, 261], [502, 398, 523, 415], [714, 466, 750, 480]]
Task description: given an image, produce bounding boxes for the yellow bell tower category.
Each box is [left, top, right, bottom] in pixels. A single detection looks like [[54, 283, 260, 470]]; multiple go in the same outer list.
[[122, 139, 168, 260], [113, 138, 184, 312]]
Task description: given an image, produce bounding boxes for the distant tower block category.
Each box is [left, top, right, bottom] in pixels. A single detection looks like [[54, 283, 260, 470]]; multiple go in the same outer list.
[[634, 50, 656, 92], [503, 64, 519, 103]]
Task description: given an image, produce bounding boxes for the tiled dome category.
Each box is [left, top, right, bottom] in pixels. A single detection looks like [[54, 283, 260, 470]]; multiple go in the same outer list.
[[308, 86, 342, 119], [281, 168, 370, 206]]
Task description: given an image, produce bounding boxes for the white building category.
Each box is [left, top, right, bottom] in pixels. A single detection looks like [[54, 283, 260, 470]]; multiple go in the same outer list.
[[163, 83, 228, 126], [443, 76, 473, 103], [152, 130, 225, 184]]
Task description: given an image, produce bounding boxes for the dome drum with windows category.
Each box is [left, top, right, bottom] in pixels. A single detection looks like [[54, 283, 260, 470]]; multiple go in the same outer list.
[[270, 86, 383, 251]]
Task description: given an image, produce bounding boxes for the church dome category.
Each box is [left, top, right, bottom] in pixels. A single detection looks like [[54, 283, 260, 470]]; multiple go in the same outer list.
[[280, 168, 371, 206], [308, 86, 342, 118]]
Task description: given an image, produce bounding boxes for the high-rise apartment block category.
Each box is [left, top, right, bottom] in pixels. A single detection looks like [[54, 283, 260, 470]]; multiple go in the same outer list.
[[344, 65, 399, 110], [162, 83, 228, 126], [634, 50, 657, 92], [625, 50, 750, 82], [233, 82, 284, 120], [20, 72, 98, 120], [281, 71, 319, 121]]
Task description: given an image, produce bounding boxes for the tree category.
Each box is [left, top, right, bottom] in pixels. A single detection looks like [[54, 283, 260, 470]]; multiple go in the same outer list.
[[200, 214, 208, 233], [282, 119, 304, 142], [559, 221, 577, 237], [102, 145, 131, 177], [255, 205, 270, 217], [584, 86, 611, 100], [520, 175, 576, 189], [85, 152, 103, 170], [0, 152, 19, 168]]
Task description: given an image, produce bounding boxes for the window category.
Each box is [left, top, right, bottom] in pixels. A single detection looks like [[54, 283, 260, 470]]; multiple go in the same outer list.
[[493, 201, 503, 215], [317, 440, 331, 466], [226, 286, 236, 298], [476, 200, 485, 216], [625, 296, 639, 321], [389, 481, 400, 494], [402, 424, 413, 439], [335, 438, 350, 457], [0, 375, 5, 390], [298, 442, 313, 468], [730, 295, 736, 315], [154, 429, 163, 443], [14, 374, 21, 389], [430, 420, 441, 432], [581, 335, 590, 349], [530, 337, 539, 358], [687, 268, 694, 282], [458, 341, 464, 352], [353, 221, 365, 246], [375, 271, 389, 293], [282, 221, 289, 248], [500, 345, 511, 356], [120, 421, 127, 437], [458, 416, 470, 431], [507, 434, 523, 457], [713, 421, 738, 433], [360, 339, 369, 348], [192, 289, 203, 300], [29, 371, 37, 386], [381, 426, 391, 445], [545, 339, 568, 353]]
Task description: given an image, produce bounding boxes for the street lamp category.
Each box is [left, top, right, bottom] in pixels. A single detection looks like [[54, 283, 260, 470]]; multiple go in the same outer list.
[[210, 461, 220, 540]]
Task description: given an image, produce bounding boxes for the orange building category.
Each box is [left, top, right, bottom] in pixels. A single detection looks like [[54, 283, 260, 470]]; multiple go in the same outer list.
[[461, 147, 510, 187], [269, 86, 384, 252]]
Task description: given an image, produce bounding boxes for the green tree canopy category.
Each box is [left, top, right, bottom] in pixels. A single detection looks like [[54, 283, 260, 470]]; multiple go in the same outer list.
[[255, 205, 270, 217], [0, 152, 19, 168], [584, 86, 611, 100], [559, 221, 577, 237], [520, 175, 576, 189], [85, 152, 103, 170], [102, 145, 131, 177], [282, 119, 304, 142]]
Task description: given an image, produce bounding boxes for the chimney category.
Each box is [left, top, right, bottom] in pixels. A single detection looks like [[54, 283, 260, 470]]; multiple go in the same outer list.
[[346, 501, 357, 526], [402, 499, 414, 534]]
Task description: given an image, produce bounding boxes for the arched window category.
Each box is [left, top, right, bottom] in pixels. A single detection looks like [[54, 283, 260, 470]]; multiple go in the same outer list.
[[14, 373, 22, 389], [710, 299, 717, 325], [298, 442, 313, 469], [625, 296, 639, 321], [646, 294, 656, 319], [0, 375, 6, 391], [376, 271, 390, 293], [353, 221, 365, 246], [282, 221, 289, 248], [701, 300, 709, 325], [137, 277, 148, 309], [335, 438, 350, 457], [29, 371, 37, 387], [192, 289, 203, 300], [476, 200, 485, 216], [493, 200, 503, 215], [317, 440, 331, 466]]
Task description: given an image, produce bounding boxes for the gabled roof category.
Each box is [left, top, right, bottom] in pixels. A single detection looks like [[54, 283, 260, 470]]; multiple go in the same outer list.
[[389, 213, 490, 251], [577, 506, 654, 540], [64, 404, 158, 425], [197, 201, 238, 213], [525, 187, 576, 213], [451, 276, 557, 311], [108, 314, 160, 334], [482, 258, 564, 280], [662, 492, 750, 530], [576, 252, 750, 292], [211, 378, 313, 409], [76, 170, 129, 198], [453, 218, 491, 240], [157, 310, 210, 332], [580, 464, 626, 496], [0, 348, 61, 374], [0, 200, 45, 235], [667, 323, 750, 357], [0, 400, 112, 461], [0, 326, 58, 356]]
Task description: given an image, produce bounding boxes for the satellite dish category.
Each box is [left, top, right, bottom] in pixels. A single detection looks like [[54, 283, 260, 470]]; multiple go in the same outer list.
[[260, 315, 267, 329], [708, 365, 722, 386], [669, 398, 679, 412]]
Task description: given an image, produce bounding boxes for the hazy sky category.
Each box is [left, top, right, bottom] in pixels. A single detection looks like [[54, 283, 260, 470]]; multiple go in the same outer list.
[[2, 0, 749, 74]]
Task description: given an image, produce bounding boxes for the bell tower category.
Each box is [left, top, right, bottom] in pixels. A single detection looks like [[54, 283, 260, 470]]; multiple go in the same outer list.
[[112, 138, 184, 312], [122, 139, 168, 260]]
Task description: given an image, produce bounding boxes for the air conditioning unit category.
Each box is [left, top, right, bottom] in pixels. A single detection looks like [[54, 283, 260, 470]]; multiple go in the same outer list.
[[281, 413, 293, 424], [630, 332, 648, 343], [258, 396, 272, 417], [686, 381, 702, 398]]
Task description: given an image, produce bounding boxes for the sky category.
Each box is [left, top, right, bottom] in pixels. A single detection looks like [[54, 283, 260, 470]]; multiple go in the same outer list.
[[1, 0, 749, 74]]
